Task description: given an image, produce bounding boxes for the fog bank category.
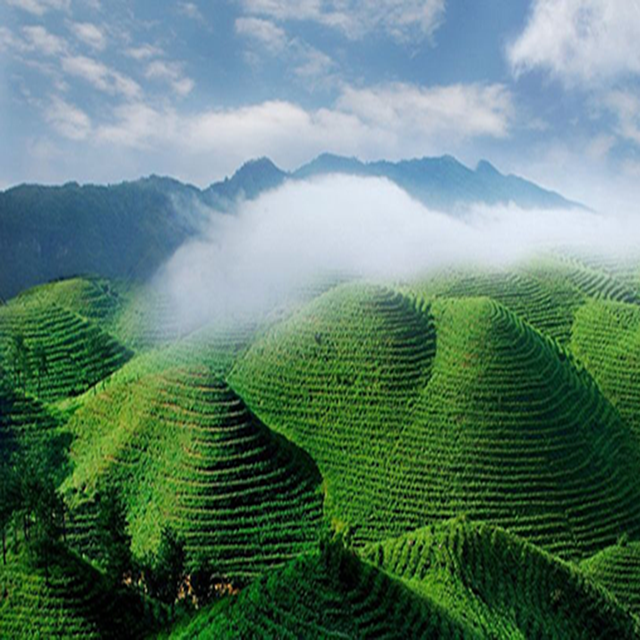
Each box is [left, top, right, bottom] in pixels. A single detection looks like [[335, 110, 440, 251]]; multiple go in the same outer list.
[[156, 175, 638, 330]]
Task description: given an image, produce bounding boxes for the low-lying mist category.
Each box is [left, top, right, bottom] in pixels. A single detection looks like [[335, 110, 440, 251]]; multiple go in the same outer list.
[[155, 175, 638, 331]]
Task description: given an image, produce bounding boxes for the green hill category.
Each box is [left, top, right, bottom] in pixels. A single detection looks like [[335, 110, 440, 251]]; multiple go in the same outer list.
[[571, 300, 640, 438], [0, 292, 132, 402], [65, 367, 323, 581], [581, 542, 640, 618], [362, 519, 640, 639], [3, 275, 183, 352], [0, 544, 149, 639], [170, 541, 475, 639], [230, 285, 640, 557], [230, 284, 437, 542], [0, 379, 61, 456], [410, 267, 585, 344]]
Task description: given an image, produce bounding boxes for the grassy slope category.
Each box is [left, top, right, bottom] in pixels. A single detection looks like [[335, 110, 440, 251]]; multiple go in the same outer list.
[[230, 284, 640, 557], [361, 519, 639, 639], [0, 544, 149, 639], [571, 300, 640, 439], [230, 283, 437, 541], [409, 266, 585, 344], [0, 379, 62, 455], [582, 542, 640, 618], [169, 542, 477, 639], [64, 367, 324, 581], [0, 289, 132, 402], [4, 268, 640, 637]]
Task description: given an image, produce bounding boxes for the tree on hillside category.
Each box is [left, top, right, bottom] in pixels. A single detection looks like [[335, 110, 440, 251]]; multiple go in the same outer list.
[[96, 488, 133, 587], [145, 526, 185, 618], [0, 462, 19, 565], [8, 334, 30, 392], [32, 343, 48, 396], [189, 552, 223, 608], [26, 476, 65, 583]]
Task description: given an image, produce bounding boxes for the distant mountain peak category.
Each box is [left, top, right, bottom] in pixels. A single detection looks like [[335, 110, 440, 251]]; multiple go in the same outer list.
[[205, 157, 287, 205], [233, 157, 283, 177], [293, 153, 583, 212], [475, 159, 501, 175]]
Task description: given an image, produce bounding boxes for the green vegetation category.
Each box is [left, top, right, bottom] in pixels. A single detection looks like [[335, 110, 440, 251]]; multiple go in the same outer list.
[[571, 300, 640, 438], [0, 293, 131, 402], [230, 285, 640, 557], [64, 367, 324, 581], [582, 541, 640, 618], [171, 539, 474, 639], [230, 284, 437, 543], [3, 256, 640, 638], [362, 519, 640, 639], [0, 543, 150, 639]]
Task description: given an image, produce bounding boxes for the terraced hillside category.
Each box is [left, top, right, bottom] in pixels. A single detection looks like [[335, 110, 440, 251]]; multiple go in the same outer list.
[[571, 300, 640, 438], [14, 277, 126, 326], [581, 542, 640, 618], [0, 293, 132, 402], [170, 541, 475, 639], [0, 378, 61, 456], [410, 267, 585, 344], [3, 258, 640, 638], [361, 520, 640, 639], [0, 545, 149, 639], [4, 275, 184, 352], [230, 284, 437, 540], [231, 285, 640, 557], [550, 256, 640, 305], [65, 367, 323, 581]]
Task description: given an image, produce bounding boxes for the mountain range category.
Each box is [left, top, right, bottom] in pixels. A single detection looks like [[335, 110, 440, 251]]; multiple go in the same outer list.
[[0, 154, 583, 300]]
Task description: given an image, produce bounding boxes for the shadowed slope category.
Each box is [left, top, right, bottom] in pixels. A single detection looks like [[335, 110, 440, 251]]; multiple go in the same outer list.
[[582, 542, 640, 618], [65, 367, 323, 582], [362, 520, 640, 639], [171, 542, 478, 639], [571, 300, 640, 439], [0, 545, 150, 639]]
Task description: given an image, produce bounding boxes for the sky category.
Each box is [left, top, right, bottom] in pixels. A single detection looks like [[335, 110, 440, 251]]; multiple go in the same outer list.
[[1, 0, 640, 210]]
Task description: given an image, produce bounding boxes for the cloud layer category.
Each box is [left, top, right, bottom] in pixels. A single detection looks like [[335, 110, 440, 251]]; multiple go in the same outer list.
[[240, 0, 446, 42], [158, 174, 634, 329], [508, 0, 640, 86]]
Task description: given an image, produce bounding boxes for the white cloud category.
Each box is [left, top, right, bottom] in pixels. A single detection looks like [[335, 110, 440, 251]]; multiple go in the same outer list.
[[235, 16, 336, 82], [508, 0, 640, 86], [338, 82, 513, 140], [145, 60, 194, 96], [22, 25, 67, 56], [241, 0, 446, 42], [235, 17, 287, 52], [293, 44, 334, 81], [178, 1, 205, 22], [5, 0, 70, 16], [45, 96, 92, 140], [125, 44, 164, 60], [604, 90, 640, 145], [0, 25, 68, 56], [62, 55, 141, 98], [96, 102, 177, 147], [69, 22, 106, 51]]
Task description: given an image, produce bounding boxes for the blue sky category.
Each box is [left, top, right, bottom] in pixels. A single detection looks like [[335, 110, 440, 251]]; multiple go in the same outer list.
[[1, 0, 640, 208]]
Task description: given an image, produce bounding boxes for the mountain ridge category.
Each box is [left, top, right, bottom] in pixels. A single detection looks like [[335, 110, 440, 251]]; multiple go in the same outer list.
[[2, 153, 583, 212], [0, 153, 584, 300]]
